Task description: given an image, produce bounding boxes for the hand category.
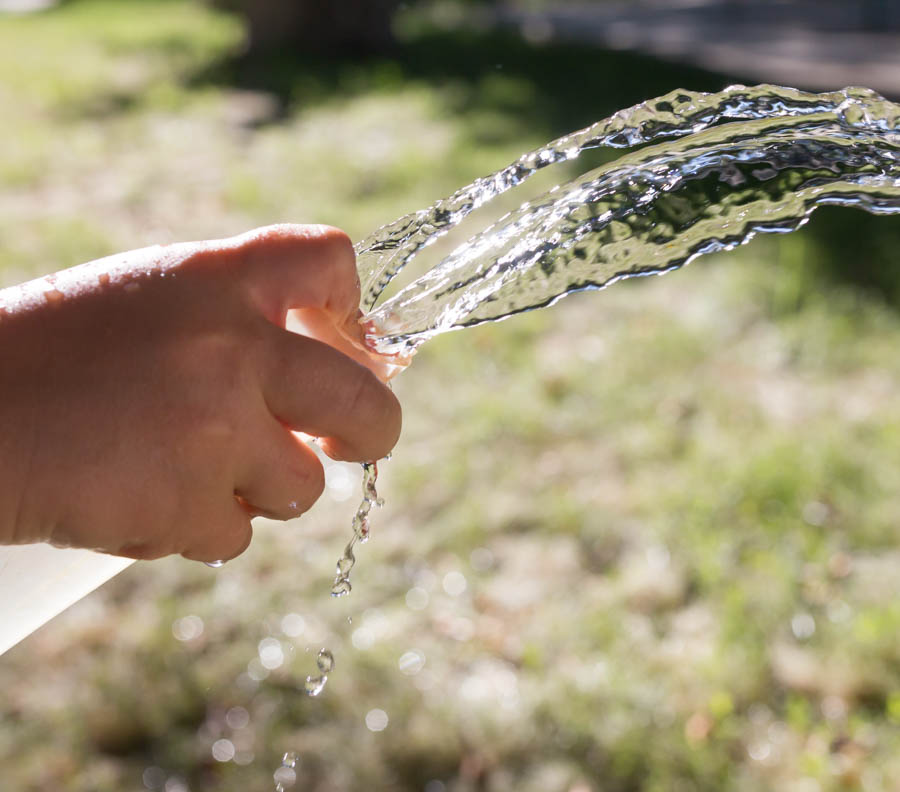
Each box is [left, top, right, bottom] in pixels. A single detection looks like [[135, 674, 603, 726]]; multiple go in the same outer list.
[[0, 224, 401, 562]]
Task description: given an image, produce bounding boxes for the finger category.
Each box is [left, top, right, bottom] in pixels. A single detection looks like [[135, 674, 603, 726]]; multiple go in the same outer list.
[[261, 325, 402, 462], [180, 497, 254, 563], [234, 224, 364, 344], [288, 307, 397, 382], [234, 422, 325, 520]]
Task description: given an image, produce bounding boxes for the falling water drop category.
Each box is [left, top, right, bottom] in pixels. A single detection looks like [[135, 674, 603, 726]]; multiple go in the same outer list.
[[316, 649, 335, 674], [304, 675, 328, 697]]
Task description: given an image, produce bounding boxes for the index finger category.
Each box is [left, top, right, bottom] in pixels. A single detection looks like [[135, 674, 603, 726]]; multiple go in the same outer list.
[[261, 325, 402, 462]]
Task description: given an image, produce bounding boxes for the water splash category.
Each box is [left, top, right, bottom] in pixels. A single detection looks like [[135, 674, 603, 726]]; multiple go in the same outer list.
[[353, 84, 900, 358], [331, 462, 384, 597]]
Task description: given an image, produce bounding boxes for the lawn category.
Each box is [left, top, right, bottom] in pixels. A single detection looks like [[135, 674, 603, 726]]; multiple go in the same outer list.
[[2, 2, 900, 791]]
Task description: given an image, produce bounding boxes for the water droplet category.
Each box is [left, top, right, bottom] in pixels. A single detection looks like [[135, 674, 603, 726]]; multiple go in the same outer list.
[[405, 587, 429, 610], [791, 612, 816, 640], [280, 612, 306, 637], [304, 675, 328, 696], [398, 650, 425, 676], [274, 752, 299, 791], [336, 554, 355, 577], [211, 738, 235, 762], [351, 626, 375, 651], [258, 637, 285, 670], [43, 288, 65, 305], [225, 706, 250, 730], [316, 648, 334, 674], [273, 766, 297, 790], [164, 776, 189, 792], [442, 571, 468, 597], [142, 766, 166, 790], [827, 599, 853, 623], [365, 708, 389, 731], [205, 559, 225, 568], [172, 615, 204, 642]]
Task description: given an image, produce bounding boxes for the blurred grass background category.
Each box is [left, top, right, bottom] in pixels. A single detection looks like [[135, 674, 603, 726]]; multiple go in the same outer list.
[[2, 1, 900, 790]]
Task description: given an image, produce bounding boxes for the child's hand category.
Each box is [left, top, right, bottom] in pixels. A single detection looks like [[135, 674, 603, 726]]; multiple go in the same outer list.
[[0, 225, 401, 562]]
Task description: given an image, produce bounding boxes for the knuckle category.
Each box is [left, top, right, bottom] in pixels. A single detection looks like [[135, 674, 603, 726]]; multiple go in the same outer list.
[[246, 224, 354, 266], [312, 227, 358, 290], [312, 225, 354, 261], [236, 223, 353, 273]]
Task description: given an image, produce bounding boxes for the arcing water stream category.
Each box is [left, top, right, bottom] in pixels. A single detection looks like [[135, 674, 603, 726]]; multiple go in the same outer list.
[[355, 84, 900, 358]]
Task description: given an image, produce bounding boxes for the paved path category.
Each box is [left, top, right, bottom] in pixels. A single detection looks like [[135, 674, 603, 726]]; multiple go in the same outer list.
[[499, 0, 900, 98]]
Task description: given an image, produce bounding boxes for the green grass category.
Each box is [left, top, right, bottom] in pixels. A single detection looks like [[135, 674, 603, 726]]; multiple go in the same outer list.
[[3, 2, 900, 791]]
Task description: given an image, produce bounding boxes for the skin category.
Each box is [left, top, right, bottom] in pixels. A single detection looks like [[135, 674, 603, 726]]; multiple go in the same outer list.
[[0, 224, 401, 562]]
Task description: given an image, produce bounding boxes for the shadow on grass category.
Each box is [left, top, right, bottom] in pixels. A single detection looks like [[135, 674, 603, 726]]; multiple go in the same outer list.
[[795, 207, 900, 308], [194, 27, 730, 136]]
